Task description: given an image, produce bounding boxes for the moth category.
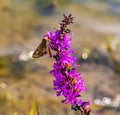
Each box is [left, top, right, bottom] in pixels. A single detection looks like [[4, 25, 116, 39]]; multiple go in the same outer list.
[[32, 38, 52, 58]]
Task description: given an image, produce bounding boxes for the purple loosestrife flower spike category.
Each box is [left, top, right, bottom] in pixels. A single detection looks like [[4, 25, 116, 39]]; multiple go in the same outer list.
[[47, 14, 90, 114], [34, 14, 90, 114]]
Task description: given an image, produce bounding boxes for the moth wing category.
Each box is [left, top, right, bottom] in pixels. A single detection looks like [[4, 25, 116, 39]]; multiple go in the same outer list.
[[32, 39, 47, 58]]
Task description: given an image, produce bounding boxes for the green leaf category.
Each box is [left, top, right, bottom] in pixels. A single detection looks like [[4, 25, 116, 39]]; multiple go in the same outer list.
[[29, 100, 40, 115], [29, 101, 36, 115]]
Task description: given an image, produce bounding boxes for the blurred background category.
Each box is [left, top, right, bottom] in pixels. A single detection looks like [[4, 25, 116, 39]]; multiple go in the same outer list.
[[0, 0, 120, 115]]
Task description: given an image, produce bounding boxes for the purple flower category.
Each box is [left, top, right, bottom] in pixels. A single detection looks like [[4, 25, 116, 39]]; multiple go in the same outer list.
[[46, 14, 90, 114]]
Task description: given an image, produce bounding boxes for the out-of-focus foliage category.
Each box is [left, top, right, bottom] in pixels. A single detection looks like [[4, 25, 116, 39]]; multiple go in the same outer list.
[[0, 0, 39, 41]]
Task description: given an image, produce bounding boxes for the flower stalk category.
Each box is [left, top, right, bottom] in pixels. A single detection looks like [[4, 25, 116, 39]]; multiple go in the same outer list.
[[44, 14, 90, 114], [33, 14, 90, 114]]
